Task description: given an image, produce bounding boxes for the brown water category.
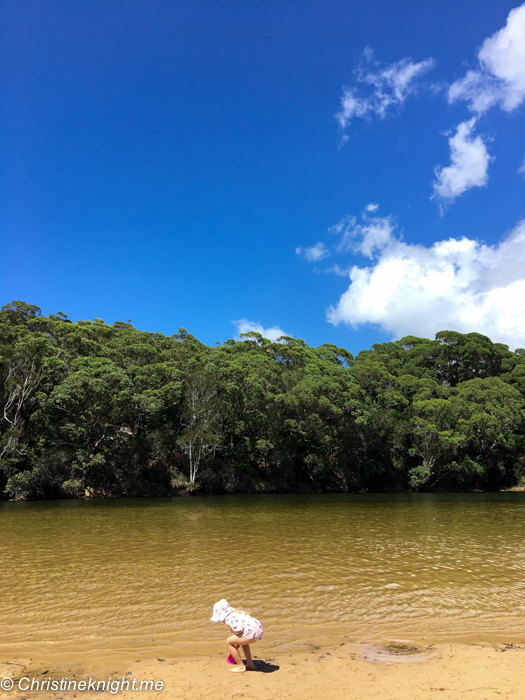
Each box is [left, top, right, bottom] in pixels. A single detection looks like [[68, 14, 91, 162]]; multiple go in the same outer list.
[[1, 493, 524, 661]]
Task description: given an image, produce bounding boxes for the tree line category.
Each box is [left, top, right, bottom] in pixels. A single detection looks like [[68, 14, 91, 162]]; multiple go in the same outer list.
[[1, 300, 524, 500]]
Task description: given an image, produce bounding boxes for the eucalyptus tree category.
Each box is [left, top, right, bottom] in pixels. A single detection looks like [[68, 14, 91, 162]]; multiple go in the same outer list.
[[0, 303, 50, 482], [177, 371, 222, 486], [2, 299, 525, 498]]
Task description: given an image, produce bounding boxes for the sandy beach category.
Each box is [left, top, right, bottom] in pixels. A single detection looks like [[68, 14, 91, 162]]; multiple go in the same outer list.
[[2, 641, 525, 700]]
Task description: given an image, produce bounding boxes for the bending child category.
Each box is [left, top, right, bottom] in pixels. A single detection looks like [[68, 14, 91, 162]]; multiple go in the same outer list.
[[210, 599, 264, 673]]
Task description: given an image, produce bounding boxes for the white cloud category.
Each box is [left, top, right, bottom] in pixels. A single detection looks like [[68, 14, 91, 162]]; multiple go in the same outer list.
[[326, 264, 352, 277], [327, 214, 525, 350], [448, 70, 503, 115], [330, 213, 397, 258], [365, 203, 379, 212], [448, 3, 525, 114], [432, 119, 492, 206], [295, 242, 330, 262], [519, 155, 525, 176], [336, 47, 435, 130], [232, 319, 290, 342]]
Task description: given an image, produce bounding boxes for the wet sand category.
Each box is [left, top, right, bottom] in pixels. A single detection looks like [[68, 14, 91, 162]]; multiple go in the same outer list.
[[2, 642, 524, 700]]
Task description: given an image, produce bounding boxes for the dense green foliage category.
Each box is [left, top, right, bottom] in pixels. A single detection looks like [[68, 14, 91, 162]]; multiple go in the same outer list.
[[1, 300, 525, 499]]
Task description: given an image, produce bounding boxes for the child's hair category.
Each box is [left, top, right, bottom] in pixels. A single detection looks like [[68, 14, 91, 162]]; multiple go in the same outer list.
[[230, 608, 251, 616]]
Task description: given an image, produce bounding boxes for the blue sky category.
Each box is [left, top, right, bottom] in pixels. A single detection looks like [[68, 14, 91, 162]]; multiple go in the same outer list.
[[1, 0, 524, 354]]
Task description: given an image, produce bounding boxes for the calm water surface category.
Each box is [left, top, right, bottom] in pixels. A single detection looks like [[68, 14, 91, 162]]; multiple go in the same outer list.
[[1, 493, 524, 659]]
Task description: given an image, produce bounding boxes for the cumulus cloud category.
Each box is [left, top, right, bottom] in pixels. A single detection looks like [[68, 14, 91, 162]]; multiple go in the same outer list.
[[519, 155, 525, 176], [327, 214, 525, 350], [448, 3, 525, 114], [232, 319, 290, 342], [295, 242, 330, 262], [336, 47, 435, 130], [432, 119, 492, 207]]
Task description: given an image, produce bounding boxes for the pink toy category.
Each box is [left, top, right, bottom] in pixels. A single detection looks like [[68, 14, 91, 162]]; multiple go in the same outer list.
[[227, 645, 239, 664]]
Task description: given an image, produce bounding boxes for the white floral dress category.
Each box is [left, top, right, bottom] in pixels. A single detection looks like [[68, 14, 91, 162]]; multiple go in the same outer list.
[[225, 611, 263, 640]]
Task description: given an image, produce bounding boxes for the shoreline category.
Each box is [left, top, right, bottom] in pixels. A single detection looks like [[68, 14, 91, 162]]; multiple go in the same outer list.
[[2, 618, 525, 667], [2, 640, 524, 700], [3, 486, 525, 502]]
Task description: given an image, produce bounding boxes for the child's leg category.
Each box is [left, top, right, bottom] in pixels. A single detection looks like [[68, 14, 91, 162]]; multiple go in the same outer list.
[[225, 636, 253, 673], [242, 643, 256, 671]]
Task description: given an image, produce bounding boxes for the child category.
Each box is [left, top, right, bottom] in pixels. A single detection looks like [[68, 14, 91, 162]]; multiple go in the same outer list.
[[210, 599, 264, 673]]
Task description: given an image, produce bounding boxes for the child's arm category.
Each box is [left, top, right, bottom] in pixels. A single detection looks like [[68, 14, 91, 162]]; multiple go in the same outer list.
[[227, 617, 245, 638]]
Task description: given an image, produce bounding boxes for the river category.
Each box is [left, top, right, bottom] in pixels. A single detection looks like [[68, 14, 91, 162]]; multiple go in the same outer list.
[[1, 493, 524, 662]]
